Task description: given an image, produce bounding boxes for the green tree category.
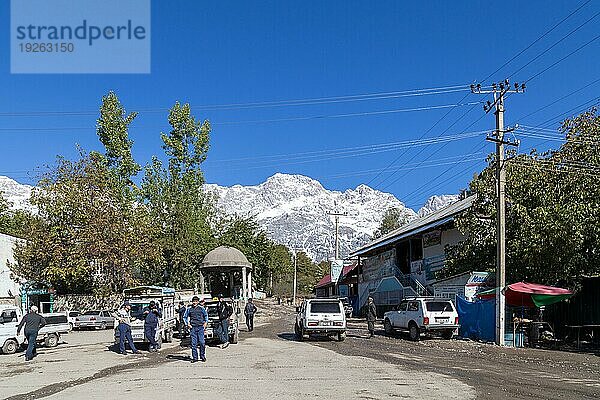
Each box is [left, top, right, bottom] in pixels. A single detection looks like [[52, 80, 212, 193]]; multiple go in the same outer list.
[[93, 91, 141, 190], [0, 194, 33, 238], [445, 108, 600, 287], [141, 102, 214, 289], [11, 152, 161, 294], [269, 244, 294, 296], [296, 252, 328, 295], [373, 207, 410, 238]]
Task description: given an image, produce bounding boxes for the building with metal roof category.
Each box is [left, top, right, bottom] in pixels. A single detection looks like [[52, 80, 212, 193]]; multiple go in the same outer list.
[[350, 196, 475, 312]]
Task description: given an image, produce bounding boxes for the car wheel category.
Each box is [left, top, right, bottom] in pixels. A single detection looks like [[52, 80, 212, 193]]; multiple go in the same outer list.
[[384, 319, 394, 336], [409, 322, 420, 342], [2, 339, 18, 354], [165, 328, 173, 343], [45, 333, 59, 348], [337, 332, 346, 342], [100, 322, 107, 330], [69, 322, 73, 331], [442, 329, 454, 340]]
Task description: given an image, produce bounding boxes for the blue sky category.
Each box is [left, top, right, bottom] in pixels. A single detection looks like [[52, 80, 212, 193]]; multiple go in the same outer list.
[[1, 1, 599, 210]]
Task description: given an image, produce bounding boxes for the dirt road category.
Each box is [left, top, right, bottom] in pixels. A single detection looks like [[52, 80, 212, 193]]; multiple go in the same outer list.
[[1, 300, 598, 399]]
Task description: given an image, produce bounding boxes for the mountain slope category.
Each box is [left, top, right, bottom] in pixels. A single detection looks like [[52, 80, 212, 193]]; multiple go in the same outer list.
[[205, 173, 417, 261], [0, 174, 458, 262]]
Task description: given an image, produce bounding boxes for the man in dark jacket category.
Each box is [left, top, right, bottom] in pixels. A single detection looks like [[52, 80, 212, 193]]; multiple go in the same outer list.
[[16, 305, 46, 361], [183, 296, 208, 363], [177, 301, 188, 338], [216, 296, 233, 348], [144, 305, 160, 352], [366, 296, 377, 338], [244, 299, 257, 332]]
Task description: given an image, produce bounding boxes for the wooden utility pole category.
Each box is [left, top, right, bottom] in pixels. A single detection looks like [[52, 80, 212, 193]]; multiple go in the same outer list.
[[471, 80, 524, 346]]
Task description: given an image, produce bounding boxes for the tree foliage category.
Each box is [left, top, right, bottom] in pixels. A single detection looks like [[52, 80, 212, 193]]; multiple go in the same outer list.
[[373, 207, 409, 238], [140, 102, 214, 289], [445, 108, 600, 287], [0, 194, 32, 238], [11, 152, 161, 294]]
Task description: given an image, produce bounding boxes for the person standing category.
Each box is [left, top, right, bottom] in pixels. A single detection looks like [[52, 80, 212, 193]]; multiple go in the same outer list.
[[144, 305, 160, 352], [366, 296, 377, 338], [16, 305, 46, 361], [216, 296, 233, 348], [184, 296, 208, 363], [177, 301, 188, 338], [116, 302, 140, 355], [244, 298, 257, 332]]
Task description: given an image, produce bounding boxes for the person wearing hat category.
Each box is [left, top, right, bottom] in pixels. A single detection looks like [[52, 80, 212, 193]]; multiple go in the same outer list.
[[116, 302, 140, 355], [16, 305, 46, 361], [366, 296, 377, 338], [183, 296, 208, 363]]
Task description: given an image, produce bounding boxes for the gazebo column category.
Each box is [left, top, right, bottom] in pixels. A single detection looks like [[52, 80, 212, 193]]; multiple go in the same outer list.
[[199, 271, 205, 294], [229, 273, 235, 298], [248, 270, 252, 299], [242, 266, 247, 299]]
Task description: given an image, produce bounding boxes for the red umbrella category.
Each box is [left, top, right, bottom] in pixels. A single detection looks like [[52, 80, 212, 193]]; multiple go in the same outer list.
[[476, 282, 572, 307]]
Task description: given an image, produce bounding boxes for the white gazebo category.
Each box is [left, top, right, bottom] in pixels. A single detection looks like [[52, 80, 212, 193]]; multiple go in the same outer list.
[[199, 246, 253, 300]]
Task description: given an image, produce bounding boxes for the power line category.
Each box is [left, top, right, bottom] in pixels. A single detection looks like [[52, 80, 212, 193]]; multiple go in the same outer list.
[[526, 32, 600, 83], [206, 130, 487, 164], [508, 10, 600, 80], [0, 101, 482, 131], [0, 83, 473, 117], [480, 0, 593, 84]]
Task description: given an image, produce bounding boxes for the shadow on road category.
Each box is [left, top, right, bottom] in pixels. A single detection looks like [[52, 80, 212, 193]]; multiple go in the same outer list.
[[166, 354, 191, 362]]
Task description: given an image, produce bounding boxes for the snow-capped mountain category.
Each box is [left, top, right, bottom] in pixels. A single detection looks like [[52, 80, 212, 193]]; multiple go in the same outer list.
[[417, 194, 460, 217], [0, 176, 35, 212], [0, 173, 459, 262], [205, 173, 417, 261]]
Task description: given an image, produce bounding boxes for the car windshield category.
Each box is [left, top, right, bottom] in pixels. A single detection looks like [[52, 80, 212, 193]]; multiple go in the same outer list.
[[309, 302, 341, 314], [204, 304, 220, 318], [425, 301, 453, 312], [69, 312, 79, 317], [129, 303, 150, 319], [83, 311, 100, 316]]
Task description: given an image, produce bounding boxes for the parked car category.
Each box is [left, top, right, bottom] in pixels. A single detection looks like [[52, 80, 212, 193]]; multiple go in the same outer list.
[[0, 306, 70, 354], [295, 298, 346, 342], [383, 297, 459, 341], [75, 310, 115, 330], [66, 311, 80, 330]]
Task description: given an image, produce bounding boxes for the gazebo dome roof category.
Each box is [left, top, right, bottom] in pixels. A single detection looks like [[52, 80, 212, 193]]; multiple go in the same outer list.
[[201, 246, 252, 268]]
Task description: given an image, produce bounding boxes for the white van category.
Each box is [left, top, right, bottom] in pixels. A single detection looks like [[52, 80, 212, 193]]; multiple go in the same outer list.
[[0, 306, 71, 354]]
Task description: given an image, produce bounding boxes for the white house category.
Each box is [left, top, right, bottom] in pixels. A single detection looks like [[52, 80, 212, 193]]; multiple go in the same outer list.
[[0, 233, 21, 304]]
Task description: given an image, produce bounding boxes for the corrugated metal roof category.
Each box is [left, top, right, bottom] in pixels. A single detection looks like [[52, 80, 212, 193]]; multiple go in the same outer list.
[[351, 195, 475, 257]]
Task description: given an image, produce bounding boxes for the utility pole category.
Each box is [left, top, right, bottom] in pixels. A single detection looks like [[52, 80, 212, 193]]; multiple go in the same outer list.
[[293, 248, 298, 305], [471, 80, 524, 346], [328, 209, 348, 259]]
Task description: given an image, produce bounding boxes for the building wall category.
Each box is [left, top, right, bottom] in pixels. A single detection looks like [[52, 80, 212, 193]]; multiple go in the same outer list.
[[422, 227, 465, 260], [0, 233, 21, 299]]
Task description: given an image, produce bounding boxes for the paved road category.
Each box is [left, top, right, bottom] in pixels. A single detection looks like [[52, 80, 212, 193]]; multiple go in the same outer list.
[[1, 301, 598, 399]]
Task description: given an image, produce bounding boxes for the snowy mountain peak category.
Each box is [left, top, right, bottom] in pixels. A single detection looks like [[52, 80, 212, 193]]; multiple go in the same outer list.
[[0, 176, 35, 212], [1, 173, 457, 262], [207, 173, 417, 261], [417, 194, 460, 217]]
